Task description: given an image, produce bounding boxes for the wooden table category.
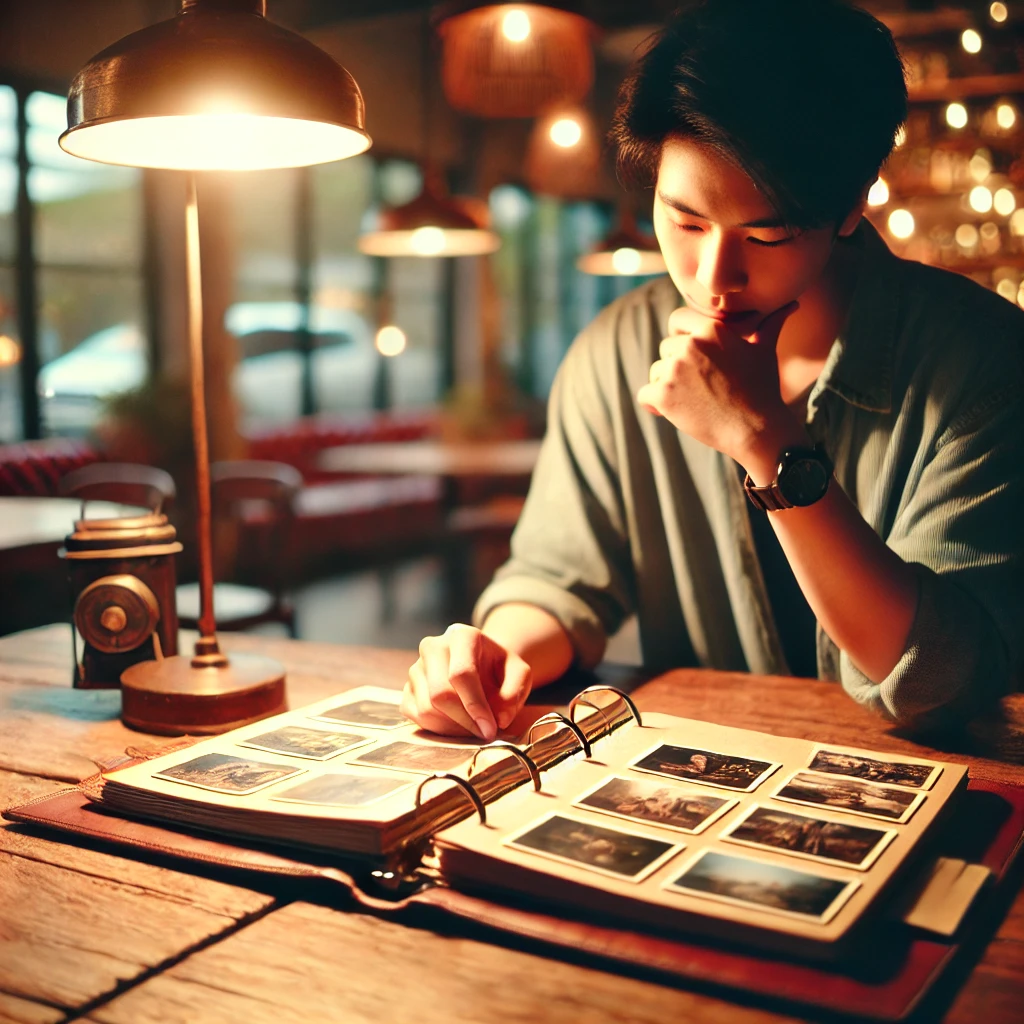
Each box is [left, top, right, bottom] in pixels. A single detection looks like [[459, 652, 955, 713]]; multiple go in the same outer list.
[[2, 625, 1022, 1024]]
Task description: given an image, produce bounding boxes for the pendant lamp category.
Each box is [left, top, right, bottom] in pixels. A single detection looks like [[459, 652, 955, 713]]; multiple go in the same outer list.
[[436, 3, 596, 119], [576, 209, 667, 276], [61, 0, 371, 734], [524, 104, 600, 198]]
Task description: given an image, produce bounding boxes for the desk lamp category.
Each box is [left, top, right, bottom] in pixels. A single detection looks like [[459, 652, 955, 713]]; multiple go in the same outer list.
[[60, 0, 371, 734]]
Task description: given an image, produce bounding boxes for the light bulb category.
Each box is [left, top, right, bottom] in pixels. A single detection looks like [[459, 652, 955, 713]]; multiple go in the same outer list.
[[867, 177, 889, 207], [996, 103, 1017, 130], [946, 103, 968, 129], [502, 8, 532, 43], [549, 118, 582, 148], [994, 188, 1016, 217], [888, 209, 915, 239], [409, 226, 446, 255], [990, 2, 1008, 23], [955, 223, 979, 248], [611, 248, 642, 275], [961, 29, 982, 54], [375, 325, 407, 357], [969, 186, 993, 213]]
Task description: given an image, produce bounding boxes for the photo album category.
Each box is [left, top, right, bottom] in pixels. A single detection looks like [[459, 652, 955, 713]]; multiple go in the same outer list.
[[91, 684, 969, 961]]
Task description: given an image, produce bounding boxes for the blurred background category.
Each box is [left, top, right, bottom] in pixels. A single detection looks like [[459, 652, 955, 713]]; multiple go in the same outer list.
[[0, 0, 1021, 651]]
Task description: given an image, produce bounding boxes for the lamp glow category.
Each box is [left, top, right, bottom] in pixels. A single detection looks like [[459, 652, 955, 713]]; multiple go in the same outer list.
[[501, 8, 532, 42], [867, 177, 889, 207], [549, 117, 582, 148], [961, 29, 982, 54], [375, 325, 407, 356], [969, 152, 992, 182], [887, 209, 915, 239], [409, 226, 447, 255], [969, 186, 993, 213], [997, 103, 1017, 129], [955, 223, 979, 248], [1011, 209, 1024, 236], [946, 103, 968, 129], [990, 2, 1008, 23], [610, 248, 642, 275], [994, 188, 1016, 216], [995, 278, 1016, 301], [0, 334, 21, 368]]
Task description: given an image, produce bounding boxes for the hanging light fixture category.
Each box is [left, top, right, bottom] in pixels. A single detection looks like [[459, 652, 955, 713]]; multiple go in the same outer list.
[[61, 0, 371, 734], [576, 209, 666, 276], [524, 104, 600, 198], [359, 10, 499, 258], [436, 3, 596, 118]]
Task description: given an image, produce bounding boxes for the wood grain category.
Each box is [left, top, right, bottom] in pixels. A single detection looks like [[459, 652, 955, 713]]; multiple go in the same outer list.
[[0, 991, 63, 1024], [85, 902, 805, 1024]]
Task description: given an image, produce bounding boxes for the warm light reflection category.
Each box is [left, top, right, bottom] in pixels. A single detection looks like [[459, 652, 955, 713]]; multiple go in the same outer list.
[[994, 187, 1017, 216], [946, 103, 968, 129], [894, 124, 907, 148], [990, 2, 1008, 23], [961, 29, 982, 54], [549, 117, 582, 148], [0, 334, 21, 368], [611, 247, 642, 275], [997, 103, 1017, 129], [375, 325, 407, 357], [501, 8, 532, 43], [955, 223, 979, 248], [969, 185, 993, 213], [867, 177, 889, 206], [887, 208, 914, 239], [409, 226, 446, 255], [59, 114, 369, 170]]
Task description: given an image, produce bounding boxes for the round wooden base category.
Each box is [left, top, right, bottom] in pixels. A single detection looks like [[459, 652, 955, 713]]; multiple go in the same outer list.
[[120, 653, 287, 735]]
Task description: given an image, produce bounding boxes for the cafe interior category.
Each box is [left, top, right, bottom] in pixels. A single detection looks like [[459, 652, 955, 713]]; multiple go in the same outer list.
[[0, 2, 1023, 1021]]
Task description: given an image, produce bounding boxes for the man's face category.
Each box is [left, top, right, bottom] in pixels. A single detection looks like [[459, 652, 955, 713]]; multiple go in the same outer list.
[[653, 136, 852, 333]]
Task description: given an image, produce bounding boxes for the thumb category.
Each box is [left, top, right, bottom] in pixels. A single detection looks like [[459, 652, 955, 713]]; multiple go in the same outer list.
[[750, 300, 799, 350]]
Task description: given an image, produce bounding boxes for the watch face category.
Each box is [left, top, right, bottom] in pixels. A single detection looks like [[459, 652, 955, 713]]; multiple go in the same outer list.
[[777, 456, 830, 506]]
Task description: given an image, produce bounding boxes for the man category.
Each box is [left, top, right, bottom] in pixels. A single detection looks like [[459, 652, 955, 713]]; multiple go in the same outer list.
[[402, 0, 1023, 740]]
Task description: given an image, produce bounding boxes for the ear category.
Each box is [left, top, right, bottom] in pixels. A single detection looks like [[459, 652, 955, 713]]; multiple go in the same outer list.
[[837, 189, 869, 238]]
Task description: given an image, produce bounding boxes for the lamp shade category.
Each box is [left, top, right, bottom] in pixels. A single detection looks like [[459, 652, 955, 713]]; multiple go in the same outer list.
[[436, 3, 595, 119], [577, 213, 666, 276], [359, 167, 500, 257], [59, 0, 370, 171]]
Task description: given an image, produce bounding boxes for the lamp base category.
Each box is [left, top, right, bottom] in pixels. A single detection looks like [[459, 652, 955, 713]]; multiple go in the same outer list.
[[120, 652, 286, 736]]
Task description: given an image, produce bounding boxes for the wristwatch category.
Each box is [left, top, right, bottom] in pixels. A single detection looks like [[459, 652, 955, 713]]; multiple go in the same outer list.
[[743, 445, 833, 511]]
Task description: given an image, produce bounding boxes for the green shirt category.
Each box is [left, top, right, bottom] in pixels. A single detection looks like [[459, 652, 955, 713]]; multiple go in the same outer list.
[[474, 221, 1024, 728]]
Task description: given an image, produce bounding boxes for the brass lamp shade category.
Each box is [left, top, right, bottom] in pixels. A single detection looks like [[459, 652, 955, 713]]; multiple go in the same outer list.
[[577, 214, 666, 276], [60, 0, 370, 171], [359, 168, 500, 257], [436, 3, 595, 119]]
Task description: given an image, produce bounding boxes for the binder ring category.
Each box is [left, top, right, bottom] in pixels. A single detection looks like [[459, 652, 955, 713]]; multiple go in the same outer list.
[[415, 772, 487, 825], [568, 685, 643, 728], [468, 741, 542, 791], [525, 711, 592, 759], [567, 697, 610, 734]]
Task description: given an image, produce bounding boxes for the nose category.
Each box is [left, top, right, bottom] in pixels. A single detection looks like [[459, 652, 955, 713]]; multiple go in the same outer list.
[[695, 228, 747, 301]]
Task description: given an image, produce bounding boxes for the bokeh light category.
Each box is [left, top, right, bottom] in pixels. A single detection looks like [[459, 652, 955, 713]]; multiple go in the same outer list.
[[961, 29, 982, 54], [867, 177, 889, 207], [375, 325, 407, 357], [502, 9, 531, 43], [946, 103, 968, 129], [549, 117, 582, 148], [969, 185, 993, 213], [888, 208, 915, 239]]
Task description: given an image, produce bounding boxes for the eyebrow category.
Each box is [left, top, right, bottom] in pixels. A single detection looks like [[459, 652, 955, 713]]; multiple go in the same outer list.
[[656, 192, 788, 230]]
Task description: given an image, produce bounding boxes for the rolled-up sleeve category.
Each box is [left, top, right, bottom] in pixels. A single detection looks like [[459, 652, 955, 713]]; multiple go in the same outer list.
[[472, 320, 636, 669], [839, 381, 1024, 727]]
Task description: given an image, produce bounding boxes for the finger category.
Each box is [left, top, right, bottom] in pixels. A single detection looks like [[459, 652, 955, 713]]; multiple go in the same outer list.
[[649, 359, 664, 384], [667, 306, 701, 335], [750, 301, 799, 349], [446, 626, 498, 741], [636, 382, 664, 416], [405, 659, 475, 737], [494, 653, 533, 731], [418, 634, 479, 736], [658, 335, 690, 361]]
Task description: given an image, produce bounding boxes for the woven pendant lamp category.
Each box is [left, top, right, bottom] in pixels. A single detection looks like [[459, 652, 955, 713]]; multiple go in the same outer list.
[[577, 208, 666, 276], [436, 3, 595, 118], [524, 104, 600, 198]]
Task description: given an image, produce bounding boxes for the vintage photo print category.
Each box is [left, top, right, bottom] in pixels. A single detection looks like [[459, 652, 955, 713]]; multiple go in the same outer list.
[[574, 775, 738, 835], [271, 771, 414, 808], [353, 740, 475, 775], [664, 849, 859, 924], [153, 752, 304, 795], [807, 747, 942, 790], [631, 742, 780, 792], [504, 812, 682, 883], [239, 725, 372, 761], [773, 771, 925, 824], [311, 698, 408, 730], [721, 804, 896, 871]]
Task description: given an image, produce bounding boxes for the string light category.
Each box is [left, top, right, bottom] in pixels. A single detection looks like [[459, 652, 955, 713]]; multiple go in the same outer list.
[[888, 209, 915, 239], [501, 8, 532, 43], [375, 325, 407, 356], [969, 185, 993, 213], [946, 103, 968, 129], [867, 177, 889, 206], [994, 188, 1017, 217], [990, 3, 1008, 24], [961, 29, 982, 54], [996, 103, 1017, 130]]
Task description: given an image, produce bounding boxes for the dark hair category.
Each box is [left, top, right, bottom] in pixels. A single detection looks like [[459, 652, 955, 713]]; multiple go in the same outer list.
[[610, 0, 908, 228]]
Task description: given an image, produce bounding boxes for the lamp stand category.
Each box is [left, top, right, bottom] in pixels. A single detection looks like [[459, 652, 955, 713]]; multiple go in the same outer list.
[[121, 173, 286, 735]]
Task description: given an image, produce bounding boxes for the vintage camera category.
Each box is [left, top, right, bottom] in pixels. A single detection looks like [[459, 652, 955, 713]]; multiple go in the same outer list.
[[62, 511, 182, 688]]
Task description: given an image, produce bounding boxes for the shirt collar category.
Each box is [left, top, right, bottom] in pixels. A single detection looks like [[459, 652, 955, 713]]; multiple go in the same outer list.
[[818, 218, 901, 414]]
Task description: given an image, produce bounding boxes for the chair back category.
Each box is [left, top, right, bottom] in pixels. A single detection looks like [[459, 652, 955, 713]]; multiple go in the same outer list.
[[59, 462, 176, 513]]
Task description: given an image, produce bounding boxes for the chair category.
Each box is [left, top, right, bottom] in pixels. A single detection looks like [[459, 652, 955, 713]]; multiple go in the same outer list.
[[59, 462, 176, 512], [176, 460, 303, 637]]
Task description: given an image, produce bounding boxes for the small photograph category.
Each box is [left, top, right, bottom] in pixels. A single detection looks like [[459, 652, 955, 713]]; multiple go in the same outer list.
[[773, 771, 925, 824], [353, 740, 475, 775], [239, 725, 372, 761], [271, 772, 414, 808], [721, 804, 896, 870], [807, 748, 941, 790], [153, 752, 304, 795], [665, 849, 858, 924], [505, 812, 682, 882], [312, 698, 408, 730], [574, 775, 737, 834], [632, 742, 780, 792]]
